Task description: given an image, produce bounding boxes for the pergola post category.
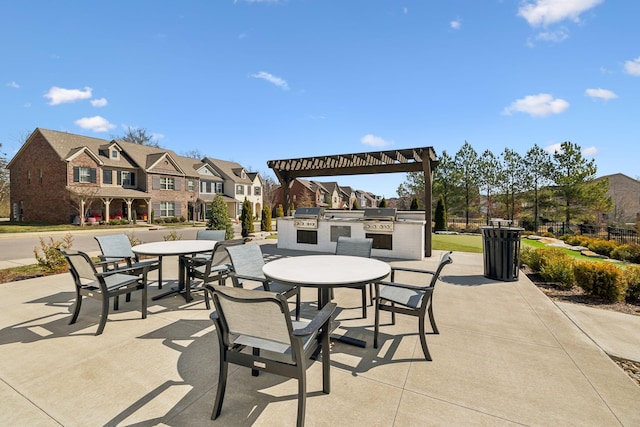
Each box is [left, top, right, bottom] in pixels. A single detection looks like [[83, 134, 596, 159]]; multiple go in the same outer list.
[[422, 152, 433, 258]]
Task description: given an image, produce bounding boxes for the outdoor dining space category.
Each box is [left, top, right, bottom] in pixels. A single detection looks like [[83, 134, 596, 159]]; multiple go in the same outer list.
[[1, 240, 639, 426]]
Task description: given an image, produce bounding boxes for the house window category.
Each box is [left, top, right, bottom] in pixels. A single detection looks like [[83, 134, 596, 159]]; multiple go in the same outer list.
[[215, 182, 223, 193], [160, 177, 175, 190], [103, 169, 113, 184], [254, 187, 261, 196], [73, 166, 97, 183], [160, 201, 175, 217], [39, 169, 43, 184], [111, 150, 118, 159], [236, 185, 244, 195], [187, 180, 195, 192], [247, 185, 251, 195], [119, 171, 135, 187]]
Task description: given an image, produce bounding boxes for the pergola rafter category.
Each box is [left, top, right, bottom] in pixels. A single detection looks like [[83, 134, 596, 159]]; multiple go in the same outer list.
[[267, 147, 439, 257]]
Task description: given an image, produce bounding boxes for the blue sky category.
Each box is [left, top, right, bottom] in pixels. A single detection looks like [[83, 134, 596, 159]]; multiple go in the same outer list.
[[2, 0, 639, 198]]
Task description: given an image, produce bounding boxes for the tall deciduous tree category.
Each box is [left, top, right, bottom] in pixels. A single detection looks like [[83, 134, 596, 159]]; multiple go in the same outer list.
[[207, 194, 234, 239], [114, 127, 160, 147], [432, 150, 459, 220], [396, 171, 423, 210], [453, 141, 481, 226], [478, 149, 503, 224], [552, 141, 610, 224], [523, 144, 554, 231]]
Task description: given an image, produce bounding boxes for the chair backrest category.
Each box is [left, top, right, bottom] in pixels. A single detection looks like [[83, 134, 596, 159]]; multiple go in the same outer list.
[[60, 249, 99, 283], [211, 286, 293, 349], [335, 236, 373, 258], [226, 243, 266, 284], [94, 234, 136, 259], [197, 229, 226, 241], [208, 238, 246, 267], [429, 251, 453, 287]]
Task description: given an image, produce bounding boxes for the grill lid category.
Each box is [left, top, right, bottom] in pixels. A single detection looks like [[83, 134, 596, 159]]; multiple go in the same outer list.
[[293, 207, 325, 218], [362, 208, 397, 221]]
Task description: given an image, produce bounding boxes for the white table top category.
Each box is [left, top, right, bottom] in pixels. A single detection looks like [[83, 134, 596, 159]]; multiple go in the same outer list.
[[131, 240, 217, 256], [262, 255, 390, 288]]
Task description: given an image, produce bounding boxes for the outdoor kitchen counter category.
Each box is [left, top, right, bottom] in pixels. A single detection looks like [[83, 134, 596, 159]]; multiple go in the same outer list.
[[276, 213, 425, 260]]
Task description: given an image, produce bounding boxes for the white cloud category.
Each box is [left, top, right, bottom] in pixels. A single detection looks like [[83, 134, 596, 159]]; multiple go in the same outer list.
[[585, 88, 618, 100], [624, 57, 640, 76], [583, 146, 598, 156], [7, 81, 20, 88], [535, 28, 569, 43], [403, 7, 408, 14], [502, 93, 569, 117], [518, 0, 604, 27], [44, 86, 92, 105], [90, 98, 108, 107], [450, 19, 461, 30], [361, 134, 393, 148], [250, 71, 289, 90], [74, 116, 115, 132]]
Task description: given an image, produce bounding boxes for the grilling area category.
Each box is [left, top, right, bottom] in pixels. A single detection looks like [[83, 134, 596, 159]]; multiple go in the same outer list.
[[278, 207, 426, 259]]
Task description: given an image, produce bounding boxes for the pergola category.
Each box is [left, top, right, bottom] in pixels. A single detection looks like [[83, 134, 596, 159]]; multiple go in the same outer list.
[[267, 147, 439, 257]]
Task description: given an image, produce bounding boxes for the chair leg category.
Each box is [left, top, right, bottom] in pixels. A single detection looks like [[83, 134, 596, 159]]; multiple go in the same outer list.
[[428, 304, 438, 334], [125, 292, 132, 302], [97, 296, 109, 335], [418, 313, 432, 361], [69, 293, 82, 325], [368, 283, 374, 306], [295, 293, 300, 321], [212, 350, 229, 420], [374, 300, 380, 349], [113, 295, 119, 311], [361, 286, 367, 319], [141, 278, 148, 319], [296, 364, 307, 427], [321, 323, 331, 394], [252, 347, 260, 376]]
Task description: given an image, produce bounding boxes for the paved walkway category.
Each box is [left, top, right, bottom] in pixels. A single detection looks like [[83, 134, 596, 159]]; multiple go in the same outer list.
[[0, 243, 639, 426]]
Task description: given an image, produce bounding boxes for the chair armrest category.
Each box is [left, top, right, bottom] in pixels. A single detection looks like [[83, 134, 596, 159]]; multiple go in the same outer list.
[[390, 266, 436, 275], [228, 272, 269, 285], [376, 280, 433, 293], [293, 302, 336, 337], [95, 264, 149, 278]]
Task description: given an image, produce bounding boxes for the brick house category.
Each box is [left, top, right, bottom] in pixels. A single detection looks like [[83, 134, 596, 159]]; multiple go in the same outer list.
[[8, 128, 262, 224], [273, 179, 378, 211]]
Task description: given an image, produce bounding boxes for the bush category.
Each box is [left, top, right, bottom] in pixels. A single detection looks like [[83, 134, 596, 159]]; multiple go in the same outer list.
[[538, 248, 575, 289], [621, 266, 640, 303], [179, 216, 186, 223], [611, 243, 640, 264], [586, 238, 619, 258], [261, 205, 272, 232], [34, 233, 73, 272], [207, 193, 234, 239], [163, 230, 182, 241], [573, 261, 627, 302], [521, 246, 547, 273]]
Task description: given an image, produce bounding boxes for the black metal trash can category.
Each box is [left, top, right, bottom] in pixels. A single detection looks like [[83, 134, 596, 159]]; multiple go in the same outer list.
[[480, 226, 524, 281]]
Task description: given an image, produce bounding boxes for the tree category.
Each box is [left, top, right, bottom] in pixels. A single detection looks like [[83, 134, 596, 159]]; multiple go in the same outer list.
[[453, 141, 481, 226], [523, 144, 554, 231], [276, 204, 285, 217], [352, 199, 360, 210], [410, 197, 419, 210], [478, 149, 502, 224], [67, 186, 99, 227], [240, 197, 254, 238], [552, 141, 610, 224], [397, 171, 424, 210], [261, 204, 272, 232], [434, 196, 447, 231], [182, 149, 205, 159], [260, 172, 280, 210], [206, 194, 234, 239], [432, 150, 459, 220], [114, 127, 160, 147], [378, 197, 388, 208], [296, 189, 314, 208], [500, 148, 524, 221]]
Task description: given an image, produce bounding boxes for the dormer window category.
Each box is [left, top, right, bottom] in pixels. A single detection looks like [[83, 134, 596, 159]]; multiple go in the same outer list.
[[111, 150, 118, 159]]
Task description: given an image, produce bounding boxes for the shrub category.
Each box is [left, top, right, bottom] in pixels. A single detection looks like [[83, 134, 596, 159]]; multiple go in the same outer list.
[[261, 205, 272, 232], [611, 243, 640, 264], [34, 233, 73, 272], [163, 230, 182, 241], [573, 261, 627, 302], [521, 246, 544, 271], [179, 216, 186, 223], [538, 248, 575, 289], [621, 265, 640, 303], [240, 197, 254, 238], [586, 238, 620, 258], [562, 235, 591, 247], [207, 193, 234, 239]]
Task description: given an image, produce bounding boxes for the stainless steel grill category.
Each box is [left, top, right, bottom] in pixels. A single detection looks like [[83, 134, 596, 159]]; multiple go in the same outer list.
[[293, 207, 325, 219], [362, 208, 397, 221]]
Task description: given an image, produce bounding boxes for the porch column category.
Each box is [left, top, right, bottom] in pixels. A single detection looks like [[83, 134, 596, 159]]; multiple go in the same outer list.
[[101, 198, 113, 222], [125, 198, 134, 222]]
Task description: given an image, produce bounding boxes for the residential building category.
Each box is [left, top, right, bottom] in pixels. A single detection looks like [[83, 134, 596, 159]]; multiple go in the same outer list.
[[8, 128, 262, 224]]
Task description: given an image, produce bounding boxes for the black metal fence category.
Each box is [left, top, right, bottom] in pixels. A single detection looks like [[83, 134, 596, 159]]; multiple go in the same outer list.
[[444, 218, 640, 245]]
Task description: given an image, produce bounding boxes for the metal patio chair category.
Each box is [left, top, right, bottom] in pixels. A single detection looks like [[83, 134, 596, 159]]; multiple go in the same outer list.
[[207, 285, 336, 427], [334, 236, 373, 318], [374, 251, 453, 361], [94, 233, 161, 288], [59, 249, 149, 335], [225, 242, 301, 320]]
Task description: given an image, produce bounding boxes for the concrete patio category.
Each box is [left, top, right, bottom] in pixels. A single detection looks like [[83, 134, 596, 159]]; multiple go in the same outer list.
[[1, 241, 639, 426]]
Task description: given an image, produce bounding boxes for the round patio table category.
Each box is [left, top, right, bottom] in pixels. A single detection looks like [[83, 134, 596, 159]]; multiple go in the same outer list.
[[132, 240, 218, 301], [263, 254, 391, 347]]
